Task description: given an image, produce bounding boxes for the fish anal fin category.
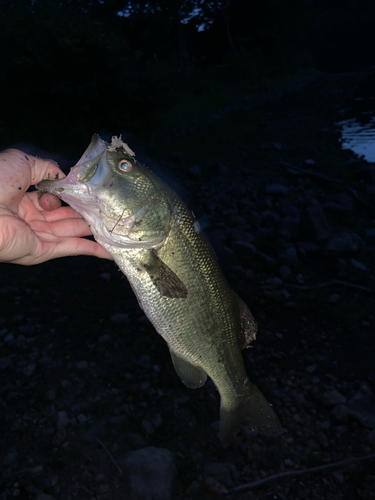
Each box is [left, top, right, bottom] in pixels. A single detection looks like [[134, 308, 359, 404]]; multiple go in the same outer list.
[[220, 380, 283, 448], [235, 293, 257, 349], [143, 249, 187, 299], [170, 350, 207, 389]]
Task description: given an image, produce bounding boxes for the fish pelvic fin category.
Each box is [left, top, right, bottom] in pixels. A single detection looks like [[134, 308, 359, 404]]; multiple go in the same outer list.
[[220, 380, 283, 447], [169, 349, 207, 389]]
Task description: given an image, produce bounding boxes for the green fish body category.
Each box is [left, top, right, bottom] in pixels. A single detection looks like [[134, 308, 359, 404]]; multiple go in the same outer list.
[[38, 135, 283, 446]]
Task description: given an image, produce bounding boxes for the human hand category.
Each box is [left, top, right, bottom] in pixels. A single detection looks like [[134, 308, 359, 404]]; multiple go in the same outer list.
[[0, 149, 112, 265]]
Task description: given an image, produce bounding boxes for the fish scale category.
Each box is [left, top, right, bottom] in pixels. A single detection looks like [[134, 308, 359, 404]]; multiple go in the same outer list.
[[38, 134, 283, 446]]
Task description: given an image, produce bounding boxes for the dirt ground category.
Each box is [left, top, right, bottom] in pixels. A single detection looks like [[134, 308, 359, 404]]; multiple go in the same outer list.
[[1, 70, 375, 499]]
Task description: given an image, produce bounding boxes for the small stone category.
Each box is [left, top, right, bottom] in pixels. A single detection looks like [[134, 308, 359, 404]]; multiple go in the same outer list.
[[331, 404, 348, 423], [152, 413, 163, 428], [110, 313, 130, 325], [57, 410, 70, 429], [317, 432, 328, 447], [306, 364, 317, 373], [321, 389, 346, 406], [332, 470, 345, 484], [4, 333, 15, 343], [36, 494, 57, 500], [300, 206, 331, 241], [203, 462, 232, 487], [98, 334, 111, 344], [284, 458, 294, 466], [46, 389, 56, 401], [52, 428, 67, 446], [189, 165, 201, 177], [142, 419, 154, 435], [204, 476, 228, 496], [347, 390, 375, 428], [3, 450, 18, 466], [368, 428, 375, 444], [12, 488, 20, 496], [266, 184, 289, 195], [75, 360, 88, 369], [324, 232, 365, 256], [98, 484, 110, 494], [77, 413, 87, 423], [23, 363, 36, 377], [278, 246, 299, 267], [272, 289, 290, 303], [119, 447, 177, 500]]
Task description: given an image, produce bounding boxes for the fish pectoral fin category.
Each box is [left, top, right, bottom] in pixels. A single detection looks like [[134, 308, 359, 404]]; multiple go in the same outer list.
[[143, 249, 187, 299], [235, 293, 258, 349], [169, 350, 207, 389]]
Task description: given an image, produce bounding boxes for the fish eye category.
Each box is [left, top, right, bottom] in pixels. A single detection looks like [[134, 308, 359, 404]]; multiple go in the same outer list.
[[118, 160, 132, 172]]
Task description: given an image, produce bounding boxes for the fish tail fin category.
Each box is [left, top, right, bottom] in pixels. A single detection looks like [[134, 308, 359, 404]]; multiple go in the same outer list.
[[220, 380, 283, 447]]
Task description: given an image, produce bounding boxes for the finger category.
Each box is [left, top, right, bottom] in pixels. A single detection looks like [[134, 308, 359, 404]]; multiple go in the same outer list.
[[38, 192, 62, 211], [24, 192, 82, 220], [32, 217, 94, 238], [29, 156, 67, 185], [38, 238, 113, 264]]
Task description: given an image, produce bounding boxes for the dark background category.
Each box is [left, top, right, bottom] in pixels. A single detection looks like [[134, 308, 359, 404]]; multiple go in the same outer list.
[[1, 0, 375, 156], [1, 1, 375, 499]]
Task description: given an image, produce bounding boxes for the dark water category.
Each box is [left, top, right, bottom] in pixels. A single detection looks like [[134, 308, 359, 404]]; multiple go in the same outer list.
[[337, 73, 375, 162]]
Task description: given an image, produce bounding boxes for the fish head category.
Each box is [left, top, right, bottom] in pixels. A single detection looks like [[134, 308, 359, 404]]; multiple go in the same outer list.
[[37, 135, 168, 249]]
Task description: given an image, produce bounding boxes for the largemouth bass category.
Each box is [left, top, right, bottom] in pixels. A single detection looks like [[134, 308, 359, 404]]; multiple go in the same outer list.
[[38, 135, 283, 446]]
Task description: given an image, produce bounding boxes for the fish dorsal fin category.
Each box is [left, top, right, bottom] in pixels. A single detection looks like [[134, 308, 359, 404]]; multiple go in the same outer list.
[[143, 250, 187, 299], [169, 350, 207, 389], [235, 293, 258, 349]]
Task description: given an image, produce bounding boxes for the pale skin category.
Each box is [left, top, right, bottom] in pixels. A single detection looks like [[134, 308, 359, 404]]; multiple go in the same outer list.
[[0, 149, 112, 265]]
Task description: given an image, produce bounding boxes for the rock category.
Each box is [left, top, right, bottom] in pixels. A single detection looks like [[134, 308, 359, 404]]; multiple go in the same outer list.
[[203, 462, 233, 487], [188, 165, 201, 178], [346, 390, 375, 429], [364, 228, 375, 243], [317, 432, 328, 447], [368, 428, 375, 444], [141, 419, 154, 435], [3, 449, 18, 466], [279, 216, 300, 239], [110, 313, 130, 325], [168, 152, 184, 164], [321, 389, 346, 406], [23, 363, 36, 377], [331, 404, 348, 423], [119, 447, 177, 500], [322, 193, 353, 212], [350, 258, 367, 273], [271, 289, 290, 303], [52, 428, 67, 446], [232, 241, 257, 263], [261, 210, 280, 227], [204, 476, 228, 496], [75, 360, 88, 369], [278, 246, 299, 267], [281, 200, 300, 217], [266, 183, 289, 195], [297, 241, 320, 253], [36, 494, 57, 500], [279, 265, 292, 280], [332, 470, 345, 484], [57, 410, 70, 430], [300, 206, 331, 242], [46, 389, 56, 401], [324, 232, 365, 256]]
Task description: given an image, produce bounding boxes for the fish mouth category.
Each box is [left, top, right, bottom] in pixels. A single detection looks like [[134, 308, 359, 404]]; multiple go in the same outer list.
[[37, 135, 110, 206]]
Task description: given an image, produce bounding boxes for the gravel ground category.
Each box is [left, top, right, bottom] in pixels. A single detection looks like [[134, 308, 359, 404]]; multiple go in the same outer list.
[[1, 71, 375, 499]]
